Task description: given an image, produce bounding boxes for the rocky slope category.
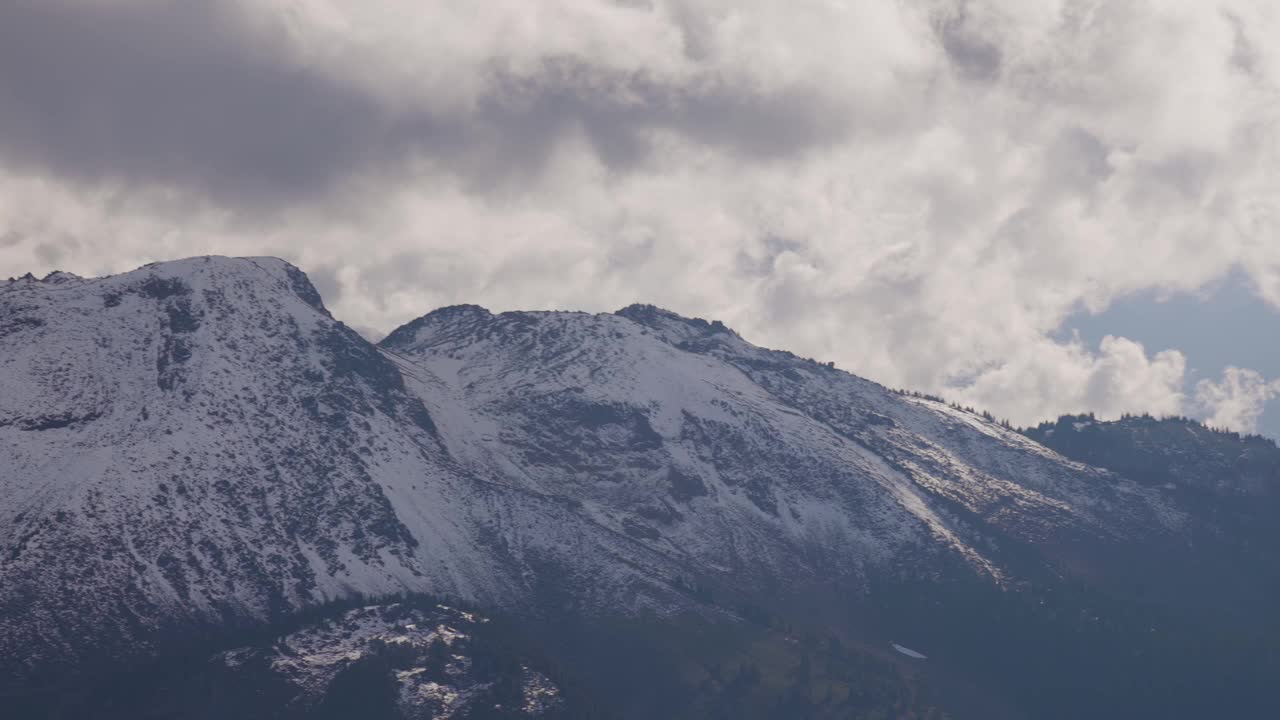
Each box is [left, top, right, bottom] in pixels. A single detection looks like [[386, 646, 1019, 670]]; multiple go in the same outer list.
[[1, 257, 479, 680], [381, 303, 1183, 594], [0, 257, 694, 684], [207, 602, 564, 719]]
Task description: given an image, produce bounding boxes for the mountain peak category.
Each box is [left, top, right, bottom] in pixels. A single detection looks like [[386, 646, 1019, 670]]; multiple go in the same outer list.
[[614, 303, 740, 346], [421, 303, 494, 321], [4, 255, 328, 313], [139, 255, 330, 313], [380, 304, 494, 351], [40, 270, 83, 284], [379, 301, 744, 358], [126, 254, 294, 280], [153, 256, 333, 316]]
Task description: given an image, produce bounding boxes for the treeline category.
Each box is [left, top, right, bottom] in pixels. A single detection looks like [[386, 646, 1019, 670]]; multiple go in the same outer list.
[[896, 388, 1277, 446], [895, 388, 1017, 429]]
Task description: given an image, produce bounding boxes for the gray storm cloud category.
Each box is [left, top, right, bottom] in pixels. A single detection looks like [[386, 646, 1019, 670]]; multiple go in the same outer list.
[[2, 0, 1279, 432], [0, 1, 855, 205]]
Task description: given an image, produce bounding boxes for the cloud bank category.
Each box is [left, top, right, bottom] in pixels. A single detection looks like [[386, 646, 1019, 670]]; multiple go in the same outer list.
[[1195, 367, 1280, 433], [3, 0, 1280, 432]]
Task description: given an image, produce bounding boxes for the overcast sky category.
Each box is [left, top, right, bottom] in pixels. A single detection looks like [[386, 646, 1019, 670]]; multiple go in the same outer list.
[[3, 0, 1280, 435]]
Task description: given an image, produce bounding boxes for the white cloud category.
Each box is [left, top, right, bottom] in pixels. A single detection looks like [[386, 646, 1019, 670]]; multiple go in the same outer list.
[[954, 335, 1187, 426], [3, 0, 1280, 431], [1195, 367, 1280, 433]]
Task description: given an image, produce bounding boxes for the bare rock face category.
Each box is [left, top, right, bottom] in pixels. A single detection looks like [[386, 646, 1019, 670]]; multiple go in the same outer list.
[[213, 603, 561, 719]]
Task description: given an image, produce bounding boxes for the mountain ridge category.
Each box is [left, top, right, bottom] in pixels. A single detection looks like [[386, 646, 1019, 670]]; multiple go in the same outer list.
[[2, 255, 1275, 718]]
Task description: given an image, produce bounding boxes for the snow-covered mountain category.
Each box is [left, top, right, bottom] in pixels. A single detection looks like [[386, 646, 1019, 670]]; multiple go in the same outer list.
[[0, 257, 688, 683], [1, 257, 1271, 718], [380, 302, 1182, 589]]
